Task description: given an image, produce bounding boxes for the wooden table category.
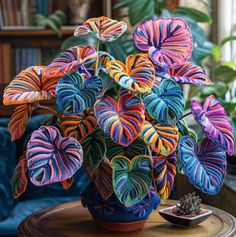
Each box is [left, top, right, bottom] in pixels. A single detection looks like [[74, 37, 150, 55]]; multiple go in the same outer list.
[[17, 200, 236, 237]]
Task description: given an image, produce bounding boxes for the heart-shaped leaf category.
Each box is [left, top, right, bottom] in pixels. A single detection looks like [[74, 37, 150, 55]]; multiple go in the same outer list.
[[56, 72, 103, 115], [60, 109, 97, 142], [12, 154, 28, 199], [141, 78, 185, 124], [3, 66, 55, 105], [153, 152, 177, 200], [45, 45, 97, 78], [139, 120, 179, 155], [106, 54, 155, 94], [112, 155, 152, 207], [167, 62, 211, 86], [8, 103, 36, 141], [95, 93, 145, 147], [106, 138, 147, 160], [74, 16, 127, 42], [81, 129, 106, 169], [134, 18, 193, 68], [191, 95, 234, 155], [87, 159, 113, 200], [27, 126, 83, 186], [178, 136, 227, 195]]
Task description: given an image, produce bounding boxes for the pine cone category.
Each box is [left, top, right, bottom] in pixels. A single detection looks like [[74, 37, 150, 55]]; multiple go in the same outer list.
[[176, 192, 201, 216]]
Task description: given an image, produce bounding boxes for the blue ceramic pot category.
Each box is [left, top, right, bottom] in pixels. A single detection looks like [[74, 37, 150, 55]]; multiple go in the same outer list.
[[81, 183, 160, 226]]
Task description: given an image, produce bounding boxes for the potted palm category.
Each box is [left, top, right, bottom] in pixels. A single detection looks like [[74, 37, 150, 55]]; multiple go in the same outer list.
[[3, 16, 234, 232]]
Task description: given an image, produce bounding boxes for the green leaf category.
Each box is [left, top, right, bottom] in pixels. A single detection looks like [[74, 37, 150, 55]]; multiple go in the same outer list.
[[60, 36, 96, 51], [46, 20, 61, 37], [113, 0, 132, 9], [174, 7, 212, 23], [214, 66, 236, 83], [112, 155, 152, 207], [128, 0, 155, 26], [211, 44, 221, 61], [221, 36, 236, 46], [201, 82, 228, 99], [106, 138, 147, 160], [87, 159, 113, 200], [81, 129, 107, 169]]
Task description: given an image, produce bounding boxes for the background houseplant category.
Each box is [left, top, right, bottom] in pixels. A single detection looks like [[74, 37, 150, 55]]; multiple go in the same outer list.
[[3, 16, 234, 232]]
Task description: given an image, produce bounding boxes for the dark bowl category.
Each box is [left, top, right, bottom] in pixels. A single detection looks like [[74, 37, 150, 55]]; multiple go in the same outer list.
[[158, 206, 212, 227]]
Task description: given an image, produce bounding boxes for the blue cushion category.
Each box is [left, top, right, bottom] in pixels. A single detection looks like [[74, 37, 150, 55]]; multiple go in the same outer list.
[[0, 196, 80, 235]]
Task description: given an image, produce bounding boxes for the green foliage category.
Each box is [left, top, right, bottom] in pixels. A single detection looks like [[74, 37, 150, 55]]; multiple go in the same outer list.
[[112, 155, 152, 207], [114, 0, 213, 65], [173, 7, 212, 23], [32, 10, 67, 37], [81, 129, 107, 169], [221, 36, 236, 46], [214, 65, 236, 83]]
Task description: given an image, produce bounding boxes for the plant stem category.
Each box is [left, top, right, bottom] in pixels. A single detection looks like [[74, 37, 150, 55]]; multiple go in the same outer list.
[[180, 111, 192, 120], [37, 105, 57, 114], [147, 145, 153, 159], [95, 40, 100, 76], [98, 80, 114, 98]]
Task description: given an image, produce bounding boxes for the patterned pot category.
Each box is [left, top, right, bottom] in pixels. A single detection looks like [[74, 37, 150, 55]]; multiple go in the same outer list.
[[81, 183, 160, 232]]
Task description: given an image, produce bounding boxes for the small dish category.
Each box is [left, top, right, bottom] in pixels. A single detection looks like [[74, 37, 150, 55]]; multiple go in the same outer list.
[[158, 206, 212, 227]]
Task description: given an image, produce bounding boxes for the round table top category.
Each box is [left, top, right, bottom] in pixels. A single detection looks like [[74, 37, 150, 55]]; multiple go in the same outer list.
[[17, 200, 236, 237]]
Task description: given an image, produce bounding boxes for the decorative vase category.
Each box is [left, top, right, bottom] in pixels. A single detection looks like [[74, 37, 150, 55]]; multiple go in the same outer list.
[[81, 183, 160, 232]]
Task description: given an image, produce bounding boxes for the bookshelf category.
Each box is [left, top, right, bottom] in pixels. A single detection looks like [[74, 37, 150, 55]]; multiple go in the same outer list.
[[0, 0, 108, 117]]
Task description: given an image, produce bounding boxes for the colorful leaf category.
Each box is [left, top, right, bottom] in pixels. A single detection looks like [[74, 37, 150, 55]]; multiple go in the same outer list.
[[94, 93, 145, 147], [87, 159, 113, 200], [178, 136, 227, 195], [153, 152, 177, 200], [191, 95, 234, 155], [56, 73, 103, 115], [3, 66, 56, 105], [134, 18, 193, 68], [8, 103, 36, 141], [106, 54, 155, 94], [167, 62, 211, 86], [45, 45, 97, 78], [112, 155, 152, 207], [12, 154, 28, 199], [74, 16, 127, 42], [81, 129, 106, 169], [60, 109, 97, 142], [141, 78, 185, 124], [61, 177, 73, 190], [106, 138, 147, 160], [27, 126, 83, 186], [139, 120, 179, 155]]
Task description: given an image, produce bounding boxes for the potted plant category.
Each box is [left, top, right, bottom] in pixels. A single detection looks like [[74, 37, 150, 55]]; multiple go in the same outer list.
[[3, 16, 234, 232]]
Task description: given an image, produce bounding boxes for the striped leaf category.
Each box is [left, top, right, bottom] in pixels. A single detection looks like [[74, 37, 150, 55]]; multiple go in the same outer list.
[[167, 62, 211, 86], [94, 92, 145, 147], [141, 78, 185, 124], [56, 73, 103, 115], [178, 136, 227, 195], [106, 138, 147, 160], [134, 18, 193, 68], [8, 103, 35, 141], [60, 109, 97, 142], [87, 159, 113, 200], [74, 16, 127, 42], [191, 95, 234, 155], [112, 155, 152, 207], [27, 126, 83, 186], [12, 154, 28, 199], [153, 152, 177, 200], [139, 120, 179, 156], [81, 129, 106, 169], [106, 54, 155, 94]]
